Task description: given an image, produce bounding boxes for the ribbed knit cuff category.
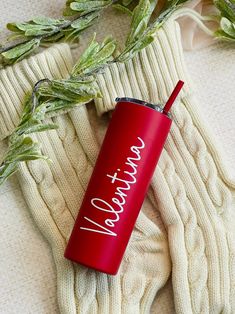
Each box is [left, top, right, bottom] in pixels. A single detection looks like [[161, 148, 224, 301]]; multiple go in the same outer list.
[[94, 19, 191, 116], [0, 44, 73, 141]]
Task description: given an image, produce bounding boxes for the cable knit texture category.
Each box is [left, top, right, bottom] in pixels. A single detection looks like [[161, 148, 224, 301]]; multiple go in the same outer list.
[[0, 18, 235, 314], [94, 19, 235, 313], [0, 43, 74, 140]]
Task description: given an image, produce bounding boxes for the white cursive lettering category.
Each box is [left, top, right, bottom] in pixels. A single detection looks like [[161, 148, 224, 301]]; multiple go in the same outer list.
[[80, 137, 145, 236]]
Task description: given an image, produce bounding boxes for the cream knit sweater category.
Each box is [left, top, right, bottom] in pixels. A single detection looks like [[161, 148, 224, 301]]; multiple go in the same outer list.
[[0, 18, 235, 313]]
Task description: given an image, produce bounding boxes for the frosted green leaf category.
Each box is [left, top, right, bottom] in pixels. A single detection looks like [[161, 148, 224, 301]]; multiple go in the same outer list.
[[151, 6, 175, 29], [8, 20, 63, 36], [43, 99, 78, 114], [214, 0, 235, 22], [6, 138, 37, 159], [63, 5, 78, 16], [129, 19, 148, 43], [126, 0, 150, 45], [71, 34, 116, 76], [5, 33, 26, 42], [122, 0, 135, 5], [32, 16, 66, 25], [22, 123, 59, 134], [7, 18, 65, 38], [4, 139, 47, 163], [1, 38, 40, 63], [90, 41, 116, 62], [7, 137, 33, 155], [25, 26, 56, 37], [7, 153, 48, 163], [7, 23, 20, 32], [42, 32, 65, 43], [14, 23, 39, 32], [220, 16, 235, 36], [1, 39, 39, 59], [63, 29, 80, 43], [125, 0, 158, 46], [8, 136, 27, 152], [70, 0, 112, 13], [71, 11, 100, 29], [76, 34, 99, 61], [37, 77, 101, 104], [215, 29, 235, 40], [118, 35, 154, 61], [7, 22, 57, 37], [112, 4, 133, 15], [63, 12, 100, 42], [0, 162, 18, 185]]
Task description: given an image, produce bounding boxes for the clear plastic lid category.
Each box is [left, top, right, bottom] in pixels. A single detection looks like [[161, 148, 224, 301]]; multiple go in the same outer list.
[[115, 97, 172, 119]]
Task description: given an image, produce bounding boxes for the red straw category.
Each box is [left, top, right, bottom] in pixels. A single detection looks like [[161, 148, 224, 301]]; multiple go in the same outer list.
[[163, 80, 184, 113]]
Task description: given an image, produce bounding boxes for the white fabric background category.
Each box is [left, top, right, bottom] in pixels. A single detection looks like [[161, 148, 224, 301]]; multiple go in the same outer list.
[[0, 1, 234, 313]]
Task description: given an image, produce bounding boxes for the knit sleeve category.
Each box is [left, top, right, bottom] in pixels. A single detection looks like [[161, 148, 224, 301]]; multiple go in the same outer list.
[[0, 39, 172, 313], [94, 19, 191, 116], [94, 18, 235, 313], [0, 43, 74, 141]]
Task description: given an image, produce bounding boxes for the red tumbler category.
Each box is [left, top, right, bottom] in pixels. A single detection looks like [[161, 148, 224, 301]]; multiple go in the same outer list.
[[64, 81, 184, 275]]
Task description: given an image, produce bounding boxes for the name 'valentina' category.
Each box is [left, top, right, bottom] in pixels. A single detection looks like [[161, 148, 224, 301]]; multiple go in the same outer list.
[[80, 136, 145, 236]]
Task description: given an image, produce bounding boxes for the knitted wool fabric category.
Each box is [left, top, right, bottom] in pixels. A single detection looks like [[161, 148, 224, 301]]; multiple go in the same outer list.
[[0, 17, 235, 313], [95, 19, 235, 312], [0, 44, 171, 312]]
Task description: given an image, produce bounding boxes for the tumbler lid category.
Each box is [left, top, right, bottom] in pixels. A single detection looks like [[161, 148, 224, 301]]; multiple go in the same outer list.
[[115, 97, 172, 118], [116, 80, 184, 119]]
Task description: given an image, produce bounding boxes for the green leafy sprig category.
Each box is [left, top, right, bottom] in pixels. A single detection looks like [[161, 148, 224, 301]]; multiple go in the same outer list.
[[0, 1, 114, 67], [214, 0, 235, 41], [0, 0, 186, 185], [111, 0, 136, 15], [116, 0, 188, 62], [0, 35, 116, 185], [0, 88, 57, 185], [64, 0, 113, 16]]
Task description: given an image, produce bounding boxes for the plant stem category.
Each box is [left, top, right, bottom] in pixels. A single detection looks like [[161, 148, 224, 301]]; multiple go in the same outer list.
[[0, 0, 120, 54], [0, 14, 83, 54]]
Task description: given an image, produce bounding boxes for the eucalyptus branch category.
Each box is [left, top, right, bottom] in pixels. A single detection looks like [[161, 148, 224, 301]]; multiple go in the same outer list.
[[116, 0, 189, 62], [213, 0, 235, 41], [0, 80, 56, 185], [0, 33, 116, 185], [0, 0, 114, 67], [0, 0, 188, 185], [0, 16, 77, 53]]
